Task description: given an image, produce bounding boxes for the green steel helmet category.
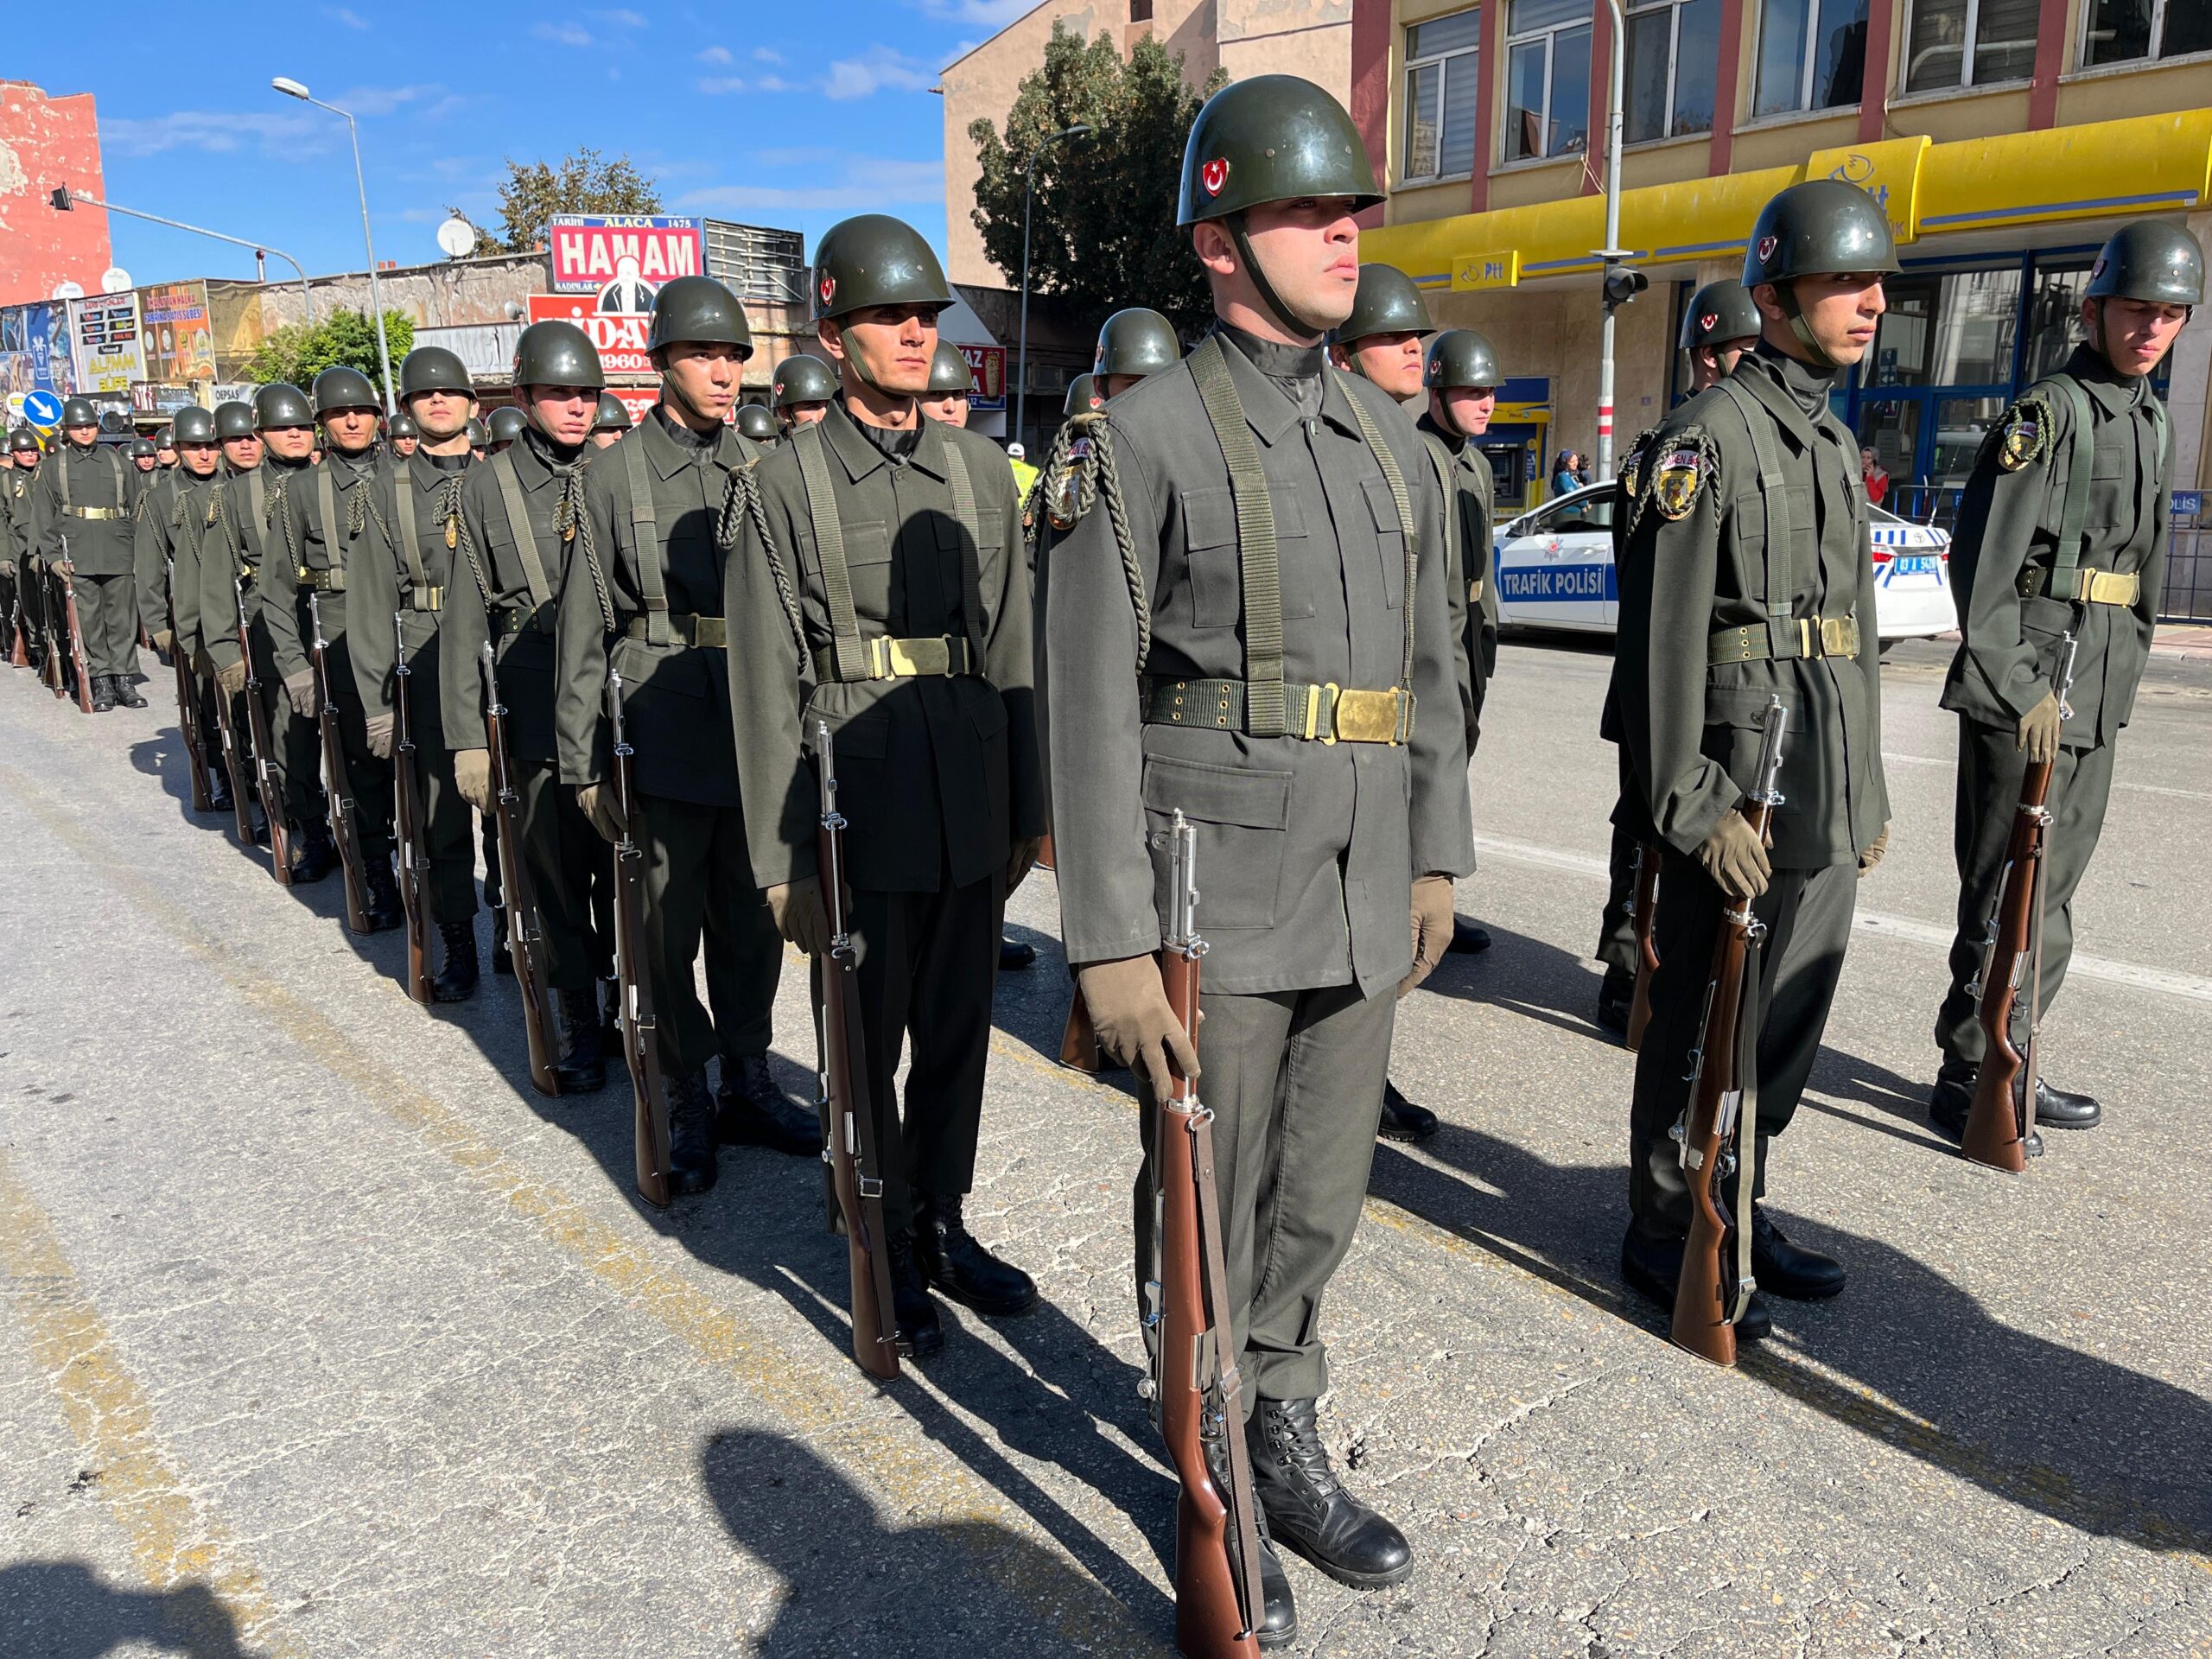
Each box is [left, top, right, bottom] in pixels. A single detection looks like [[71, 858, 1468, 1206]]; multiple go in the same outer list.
[[772, 353, 841, 408], [399, 346, 473, 398], [1743, 179, 1900, 288], [467, 416, 489, 447], [926, 341, 974, 396], [486, 406, 530, 445], [734, 404, 779, 442], [1333, 264, 1431, 347], [253, 383, 314, 430], [2085, 219, 2203, 307], [213, 401, 256, 442], [594, 391, 632, 433], [1063, 372, 1101, 419], [1177, 74, 1381, 226], [386, 410, 418, 439], [1093, 308, 1181, 379], [1679, 279, 1764, 351], [810, 213, 952, 321], [1424, 328, 1503, 391], [60, 397, 97, 427], [312, 365, 380, 416], [10, 428, 40, 453], [170, 407, 218, 445], [128, 436, 157, 459], [645, 274, 753, 359], [512, 319, 607, 391]]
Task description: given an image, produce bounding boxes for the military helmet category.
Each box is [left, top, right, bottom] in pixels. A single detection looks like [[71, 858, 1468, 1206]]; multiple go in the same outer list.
[[1178, 75, 1381, 226], [2085, 219, 2203, 308], [253, 383, 314, 430], [1679, 279, 1764, 351], [10, 428, 40, 454], [1743, 180, 1900, 289], [213, 402, 256, 442], [399, 346, 474, 398], [645, 274, 753, 359], [170, 407, 217, 446], [1334, 265, 1432, 347], [486, 406, 529, 445], [386, 410, 418, 439], [1094, 308, 1181, 379], [926, 341, 974, 396], [128, 436, 157, 459], [594, 391, 632, 433], [810, 214, 952, 321], [1063, 372, 1101, 419], [60, 397, 97, 428], [512, 319, 607, 391], [1425, 329, 1503, 391], [311, 365, 380, 416], [734, 404, 779, 442], [467, 416, 489, 447], [772, 353, 840, 408]]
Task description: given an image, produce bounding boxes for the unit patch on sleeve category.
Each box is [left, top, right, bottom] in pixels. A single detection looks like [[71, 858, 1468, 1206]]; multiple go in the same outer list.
[[1996, 395, 2052, 472]]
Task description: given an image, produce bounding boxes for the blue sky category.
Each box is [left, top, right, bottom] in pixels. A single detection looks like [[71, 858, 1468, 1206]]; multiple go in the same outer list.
[[14, 0, 1036, 286]]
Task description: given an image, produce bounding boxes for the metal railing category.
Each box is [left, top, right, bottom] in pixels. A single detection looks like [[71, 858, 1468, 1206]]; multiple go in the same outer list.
[[2161, 499, 2209, 621]]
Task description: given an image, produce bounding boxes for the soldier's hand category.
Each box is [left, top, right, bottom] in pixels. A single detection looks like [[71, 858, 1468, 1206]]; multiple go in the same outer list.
[[1858, 820, 1891, 878], [1076, 955, 1198, 1100], [767, 876, 833, 957], [1400, 873, 1458, 997], [450, 748, 493, 814], [215, 658, 249, 698], [150, 627, 173, 657], [365, 712, 394, 760], [2017, 692, 2063, 765], [1696, 810, 1772, 902], [0, 561, 13, 579], [1005, 836, 1045, 897], [576, 781, 626, 845], [282, 667, 319, 721]]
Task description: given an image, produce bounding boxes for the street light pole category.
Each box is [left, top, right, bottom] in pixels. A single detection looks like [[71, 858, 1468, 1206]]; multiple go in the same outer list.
[[48, 187, 316, 324], [1013, 124, 1091, 450], [1595, 0, 1627, 483], [274, 77, 397, 413]]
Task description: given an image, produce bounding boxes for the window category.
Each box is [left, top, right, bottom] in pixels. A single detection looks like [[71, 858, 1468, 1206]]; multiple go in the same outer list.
[[1403, 10, 1484, 181], [1130, 0, 1153, 20], [1504, 0, 1592, 161], [1866, 270, 2023, 389], [1753, 0, 1869, 117], [1624, 0, 1722, 142], [1904, 0, 2037, 92], [2082, 0, 2212, 67]]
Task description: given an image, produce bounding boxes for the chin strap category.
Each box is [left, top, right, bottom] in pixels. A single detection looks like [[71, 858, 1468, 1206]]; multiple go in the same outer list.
[[823, 321, 924, 422], [1779, 280, 1839, 372], [1225, 211, 1332, 341]]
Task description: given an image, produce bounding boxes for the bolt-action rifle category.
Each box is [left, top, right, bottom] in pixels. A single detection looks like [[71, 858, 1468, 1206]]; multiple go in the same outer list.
[[55, 538, 94, 714], [164, 556, 213, 814], [391, 610, 433, 1002], [607, 668, 672, 1208], [236, 575, 294, 887], [1626, 842, 1661, 1052], [481, 639, 559, 1095], [308, 592, 372, 931]]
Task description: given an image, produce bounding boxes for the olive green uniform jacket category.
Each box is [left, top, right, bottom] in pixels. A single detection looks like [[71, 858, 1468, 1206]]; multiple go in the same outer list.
[[32, 440, 140, 576], [351, 448, 474, 732], [1415, 410, 1500, 753], [201, 457, 311, 673], [135, 467, 223, 659], [262, 444, 383, 682]]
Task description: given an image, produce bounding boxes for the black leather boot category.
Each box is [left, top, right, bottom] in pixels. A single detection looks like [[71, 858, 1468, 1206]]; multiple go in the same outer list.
[[1205, 1426, 1295, 1648], [1245, 1398, 1412, 1589], [488, 903, 512, 976], [88, 673, 117, 713], [1377, 1081, 1439, 1142], [1749, 1207, 1846, 1300], [362, 863, 404, 932], [887, 1236, 944, 1358], [550, 987, 606, 1093], [430, 919, 479, 1002], [290, 823, 337, 884], [912, 1194, 1038, 1317], [1448, 917, 1491, 953], [113, 675, 147, 709], [1927, 1069, 2045, 1157], [2032, 1077, 2101, 1129], [668, 1072, 718, 1196], [715, 1054, 821, 1155], [207, 768, 234, 815], [998, 936, 1037, 970], [1596, 964, 1634, 1037], [1618, 1226, 1772, 1342]]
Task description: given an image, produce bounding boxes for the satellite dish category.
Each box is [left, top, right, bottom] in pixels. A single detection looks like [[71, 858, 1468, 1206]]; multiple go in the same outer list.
[[436, 216, 479, 258], [51, 280, 85, 301], [100, 266, 132, 293]]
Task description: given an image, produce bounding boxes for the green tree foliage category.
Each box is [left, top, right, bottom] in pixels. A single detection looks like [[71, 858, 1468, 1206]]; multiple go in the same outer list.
[[447, 149, 664, 257], [968, 27, 1225, 332], [247, 308, 416, 401]]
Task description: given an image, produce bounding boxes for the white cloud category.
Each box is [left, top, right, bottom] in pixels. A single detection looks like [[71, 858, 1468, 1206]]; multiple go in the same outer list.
[[821, 46, 936, 100], [331, 83, 453, 117], [909, 0, 1036, 22], [753, 46, 783, 63], [533, 20, 594, 46], [103, 110, 324, 158], [324, 4, 370, 27], [698, 44, 733, 63], [697, 76, 747, 94], [754, 74, 796, 93], [593, 7, 646, 25], [680, 152, 944, 213]]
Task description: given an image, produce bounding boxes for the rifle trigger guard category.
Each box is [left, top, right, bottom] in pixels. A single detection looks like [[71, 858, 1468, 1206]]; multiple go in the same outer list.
[[857, 1176, 886, 1199]]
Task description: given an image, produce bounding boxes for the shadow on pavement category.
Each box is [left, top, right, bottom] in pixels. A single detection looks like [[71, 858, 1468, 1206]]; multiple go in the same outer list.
[[0, 1560, 250, 1658]]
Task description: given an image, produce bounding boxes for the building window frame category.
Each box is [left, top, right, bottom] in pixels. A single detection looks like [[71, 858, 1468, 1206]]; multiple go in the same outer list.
[[1401, 8, 1484, 185], [1624, 0, 1719, 144], [1751, 0, 1869, 118], [1902, 0, 2038, 94], [1502, 0, 1595, 163], [2078, 0, 2212, 68]]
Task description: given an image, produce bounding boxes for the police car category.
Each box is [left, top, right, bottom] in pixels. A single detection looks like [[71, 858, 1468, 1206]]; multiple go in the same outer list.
[[1491, 480, 1955, 643]]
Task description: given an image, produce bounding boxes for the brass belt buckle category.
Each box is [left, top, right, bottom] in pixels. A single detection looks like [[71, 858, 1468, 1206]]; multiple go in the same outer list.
[[1335, 687, 1404, 745]]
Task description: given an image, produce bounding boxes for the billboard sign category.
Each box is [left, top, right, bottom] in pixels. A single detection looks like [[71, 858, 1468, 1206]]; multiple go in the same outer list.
[[525, 294, 658, 378], [956, 343, 1006, 411], [72, 290, 146, 393], [1, 302, 82, 397], [546, 214, 706, 300], [138, 282, 217, 384]]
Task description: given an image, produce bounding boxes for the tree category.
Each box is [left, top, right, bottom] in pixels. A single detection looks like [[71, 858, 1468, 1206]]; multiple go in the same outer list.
[[446, 148, 665, 257], [247, 308, 416, 401], [969, 26, 1226, 333]]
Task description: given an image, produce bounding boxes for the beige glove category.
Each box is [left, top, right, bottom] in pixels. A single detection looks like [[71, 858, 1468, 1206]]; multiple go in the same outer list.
[[150, 627, 173, 656], [576, 780, 625, 845], [1401, 873, 1457, 998], [1077, 954, 1198, 1100], [1006, 835, 1045, 898], [283, 667, 318, 721], [1, 560, 15, 579], [1697, 810, 1773, 902], [216, 658, 249, 697], [451, 747, 493, 814], [1858, 820, 1891, 877], [2017, 692, 2062, 765], [767, 875, 833, 957], [365, 712, 394, 760]]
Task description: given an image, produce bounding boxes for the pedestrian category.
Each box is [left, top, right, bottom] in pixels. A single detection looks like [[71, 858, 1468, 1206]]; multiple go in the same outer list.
[[1860, 445, 1890, 505], [1552, 449, 1580, 497]]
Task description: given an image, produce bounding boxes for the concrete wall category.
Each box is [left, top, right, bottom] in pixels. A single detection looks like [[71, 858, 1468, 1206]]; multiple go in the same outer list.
[[0, 81, 113, 307]]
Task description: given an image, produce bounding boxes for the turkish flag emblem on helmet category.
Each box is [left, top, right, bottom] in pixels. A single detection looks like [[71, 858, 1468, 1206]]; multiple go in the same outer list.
[[1700, 312, 1719, 334], [819, 273, 836, 307], [1200, 158, 1230, 196], [1756, 234, 1778, 263]]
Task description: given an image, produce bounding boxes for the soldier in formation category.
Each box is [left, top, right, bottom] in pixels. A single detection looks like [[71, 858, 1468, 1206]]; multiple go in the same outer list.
[[771, 353, 837, 435], [134, 404, 232, 816], [32, 397, 145, 710], [592, 392, 632, 448]]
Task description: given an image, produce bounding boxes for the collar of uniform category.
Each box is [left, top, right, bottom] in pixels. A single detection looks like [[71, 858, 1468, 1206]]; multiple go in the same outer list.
[[1731, 349, 1831, 455], [1206, 327, 1306, 448], [2064, 344, 2147, 414], [408, 448, 471, 490], [510, 426, 587, 491], [326, 445, 378, 486], [1414, 408, 1465, 454], [643, 404, 743, 479], [818, 395, 937, 485], [263, 454, 310, 476]]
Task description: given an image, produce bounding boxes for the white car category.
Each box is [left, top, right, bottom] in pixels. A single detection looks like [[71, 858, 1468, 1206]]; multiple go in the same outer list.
[[1491, 481, 1956, 643]]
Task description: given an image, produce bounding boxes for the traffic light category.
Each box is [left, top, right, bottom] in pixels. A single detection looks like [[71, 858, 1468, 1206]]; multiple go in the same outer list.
[[1604, 264, 1649, 312], [49, 186, 73, 211]]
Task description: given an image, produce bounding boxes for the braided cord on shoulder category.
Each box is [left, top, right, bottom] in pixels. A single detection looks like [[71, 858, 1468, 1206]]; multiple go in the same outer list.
[[563, 467, 617, 632], [722, 461, 805, 656], [1089, 423, 1150, 671]]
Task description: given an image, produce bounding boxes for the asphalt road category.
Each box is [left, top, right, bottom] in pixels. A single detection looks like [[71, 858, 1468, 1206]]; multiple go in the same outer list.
[[3, 636, 2208, 1659]]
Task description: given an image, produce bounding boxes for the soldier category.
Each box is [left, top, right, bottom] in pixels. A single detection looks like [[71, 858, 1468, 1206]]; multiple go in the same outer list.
[[353, 345, 486, 1000], [918, 340, 973, 427], [1615, 180, 1895, 1340], [134, 404, 232, 814], [467, 416, 489, 460], [1094, 308, 1179, 400], [387, 410, 420, 460], [1046, 78, 1472, 1635], [1927, 220, 2201, 1146], [734, 402, 779, 446], [31, 396, 144, 711], [485, 406, 528, 457], [205, 383, 339, 881], [724, 213, 1043, 1356], [592, 392, 632, 449], [129, 436, 159, 475], [2, 430, 35, 663], [559, 277, 817, 1187], [156, 429, 179, 471], [771, 353, 837, 433], [1062, 372, 1099, 420], [442, 323, 617, 1085], [1595, 279, 1762, 1035]]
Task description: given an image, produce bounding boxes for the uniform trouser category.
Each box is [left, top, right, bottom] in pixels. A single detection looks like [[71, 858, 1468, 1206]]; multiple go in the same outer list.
[[1596, 748, 1643, 976], [237, 615, 319, 825], [514, 755, 610, 995], [480, 810, 503, 918], [1627, 852, 1857, 1238], [68, 570, 137, 678], [639, 794, 782, 1078], [407, 741, 479, 923], [313, 637, 396, 873], [1134, 981, 1396, 1404], [1933, 717, 2117, 1075], [847, 868, 1003, 1237]]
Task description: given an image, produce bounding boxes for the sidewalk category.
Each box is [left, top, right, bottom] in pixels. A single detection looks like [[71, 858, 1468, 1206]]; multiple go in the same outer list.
[[2153, 621, 2212, 658]]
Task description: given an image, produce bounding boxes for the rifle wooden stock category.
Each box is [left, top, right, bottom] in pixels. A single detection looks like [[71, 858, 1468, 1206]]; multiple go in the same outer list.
[[237, 582, 294, 887], [207, 655, 257, 847], [308, 596, 372, 933], [608, 671, 672, 1209], [7, 572, 27, 668], [483, 642, 560, 1096], [168, 603, 214, 814], [391, 612, 434, 1003], [38, 564, 66, 696], [56, 553, 93, 715], [1625, 842, 1660, 1052], [1961, 767, 2055, 1173]]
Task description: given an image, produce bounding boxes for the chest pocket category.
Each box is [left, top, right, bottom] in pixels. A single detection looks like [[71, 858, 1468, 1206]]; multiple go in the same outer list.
[[1361, 475, 1407, 611], [1726, 480, 1815, 604], [1179, 485, 1313, 630], [804, 517, 896, 623]]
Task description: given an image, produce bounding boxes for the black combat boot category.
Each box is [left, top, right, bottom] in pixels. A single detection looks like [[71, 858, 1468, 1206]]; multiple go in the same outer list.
[[1618, 1228, 1773, 1341], [1926, 1067, 2045, 1157], [363, 863, 404, 932], [885, 1236, 944, 1358], [113, 675, 147, 709], [912, 1194, 1038, 1317], [667, 1072, 718, 1196], [1749, 1207, 1846, 1301], [998, 935, 1037, 970], [1596, 963, 1634, 1037], [430, 919, 479, 1002], [290, 822, 338, 884], [550, 987, 606, 1093], [1377, 1081, 1439, 1142], [487, 903, 512, 976], [1245, 1398, 1412, 1589], [1448, 917, 1491, 953], [88, 673, 117, 713], [206, 767, 234, 815], [715, 1054, 821, 1155], [1204, 1421, 1296, 1648], [2031, 1077, 2101, 1129]]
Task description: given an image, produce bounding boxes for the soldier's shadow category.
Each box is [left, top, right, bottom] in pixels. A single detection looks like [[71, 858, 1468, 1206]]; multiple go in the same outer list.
[[0, 1560, 251, 1658]]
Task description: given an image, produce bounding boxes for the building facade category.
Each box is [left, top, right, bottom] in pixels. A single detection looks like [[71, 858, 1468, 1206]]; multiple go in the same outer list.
[[0, 81, 113, 309]]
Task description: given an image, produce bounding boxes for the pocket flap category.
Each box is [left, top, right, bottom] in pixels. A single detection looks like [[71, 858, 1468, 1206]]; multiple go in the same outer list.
[[842, 519, 893, 567], [826, 709, 891, 760], [1362, 475, 1408, 536], [1141, 754, 1292, 830], [966, 687, 1008, 740], [1181, 487, 1236, 551], [1704, 683, 1790, 729]]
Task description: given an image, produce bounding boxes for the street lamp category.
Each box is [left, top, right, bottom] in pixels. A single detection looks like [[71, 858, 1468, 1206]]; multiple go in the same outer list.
[[1593, 0, 1627, 483], [273, 76, 396, 413], [48, 185, 316, 324], [1013, 123, 1092, 449]]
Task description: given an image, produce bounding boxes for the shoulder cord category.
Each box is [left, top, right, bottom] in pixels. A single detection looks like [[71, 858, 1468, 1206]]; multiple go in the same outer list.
[[716, 460, 806, 658], [454, 490, 498, 610], [558, 461, 616, 632], [1088, 422, 1151, 671]]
